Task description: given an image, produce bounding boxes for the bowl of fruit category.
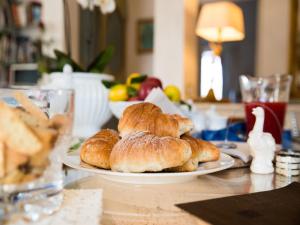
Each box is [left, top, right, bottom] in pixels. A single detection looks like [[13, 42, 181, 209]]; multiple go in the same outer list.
[[104, 73, 181, 119]]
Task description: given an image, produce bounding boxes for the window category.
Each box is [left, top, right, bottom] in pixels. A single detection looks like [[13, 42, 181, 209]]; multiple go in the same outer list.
[[197, 0, 257, 102], [200, 50, 223, 100]]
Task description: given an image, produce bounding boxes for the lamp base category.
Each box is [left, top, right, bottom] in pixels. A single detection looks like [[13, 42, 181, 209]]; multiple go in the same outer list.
[[201, 88, 218, 102], [209, 42, 223, 56]]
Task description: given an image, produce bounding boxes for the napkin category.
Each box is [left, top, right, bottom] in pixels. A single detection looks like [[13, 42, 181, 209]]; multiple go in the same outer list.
[[214, 141, 252, 163], [177, 182, 300, 225], [145, 88, 184, 115], [144, 88, 230, 132], [204, 106, 228, 130], [11, 189, 103, 225]]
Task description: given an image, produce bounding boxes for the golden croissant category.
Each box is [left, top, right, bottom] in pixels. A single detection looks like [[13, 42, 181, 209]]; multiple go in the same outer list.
[[118, 102, 193, 137], [80, 129, 119, 169], [169, 134, 220, 172]]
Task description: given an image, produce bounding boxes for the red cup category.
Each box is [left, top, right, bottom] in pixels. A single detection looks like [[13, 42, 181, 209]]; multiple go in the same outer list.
[[244, 102, 287, 144], [240, 74, 292, 144]]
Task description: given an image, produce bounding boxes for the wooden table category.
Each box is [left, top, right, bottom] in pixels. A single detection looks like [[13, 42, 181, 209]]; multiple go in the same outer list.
[[65, 168, 300, 225]]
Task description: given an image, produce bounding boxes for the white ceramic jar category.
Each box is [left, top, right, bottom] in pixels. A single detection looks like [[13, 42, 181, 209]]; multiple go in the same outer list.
[[46, 67, 113, 138]]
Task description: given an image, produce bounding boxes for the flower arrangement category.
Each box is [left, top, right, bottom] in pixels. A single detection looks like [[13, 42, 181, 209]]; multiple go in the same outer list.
[[38, 0, 116, 74], [76, 0, 116, 13], [38, 46, 114, 74]]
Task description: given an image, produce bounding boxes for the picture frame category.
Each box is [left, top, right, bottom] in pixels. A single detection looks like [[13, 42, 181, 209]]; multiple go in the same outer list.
[[136, 19, 154, 53], [27, 2, 42, 25], [289, 0, 300, 99]]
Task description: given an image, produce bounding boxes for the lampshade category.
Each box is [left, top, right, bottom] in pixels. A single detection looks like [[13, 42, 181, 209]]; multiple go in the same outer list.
[[196, 1, 245, 43]]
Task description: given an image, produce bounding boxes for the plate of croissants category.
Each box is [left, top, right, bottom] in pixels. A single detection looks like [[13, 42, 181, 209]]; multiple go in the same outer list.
[[63, 102, 234, 184]]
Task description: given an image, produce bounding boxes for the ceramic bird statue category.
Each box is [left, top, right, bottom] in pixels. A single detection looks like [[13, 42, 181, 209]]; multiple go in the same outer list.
[[247, 107, 276, 174]]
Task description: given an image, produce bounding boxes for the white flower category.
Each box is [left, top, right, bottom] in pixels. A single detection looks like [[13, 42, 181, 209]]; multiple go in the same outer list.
[[76, 0, 116, 14], [76, 0, 89, 9], [96, 0, 116, 14]]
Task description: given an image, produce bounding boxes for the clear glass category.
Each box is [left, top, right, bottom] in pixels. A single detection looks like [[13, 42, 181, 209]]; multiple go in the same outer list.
[[239, 74, 292, 103], [0, 88, 74, 222], [240, 74, 292, 144]]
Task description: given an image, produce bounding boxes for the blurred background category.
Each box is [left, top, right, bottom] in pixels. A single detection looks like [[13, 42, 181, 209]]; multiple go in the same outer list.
[[0, 0, 299, 103]]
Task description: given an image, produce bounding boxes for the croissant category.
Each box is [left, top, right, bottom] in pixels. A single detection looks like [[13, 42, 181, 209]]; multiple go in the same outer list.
[[80, 129, 119, 169], [169, 134, 220, 172], [118, 102, 193, 137], [110, 131, 192, 172]]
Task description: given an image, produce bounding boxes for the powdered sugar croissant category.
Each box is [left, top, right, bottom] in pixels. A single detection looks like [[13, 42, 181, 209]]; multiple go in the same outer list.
[[110, 131, 192, 173]]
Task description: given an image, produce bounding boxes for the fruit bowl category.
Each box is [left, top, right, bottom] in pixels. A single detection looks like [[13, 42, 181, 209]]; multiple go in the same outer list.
[[109, 100, 142, 119], [107, 73, 182, 119]]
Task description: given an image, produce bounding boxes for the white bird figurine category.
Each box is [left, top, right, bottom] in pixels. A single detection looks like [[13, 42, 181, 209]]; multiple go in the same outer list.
[[247, 107, 276, 174]]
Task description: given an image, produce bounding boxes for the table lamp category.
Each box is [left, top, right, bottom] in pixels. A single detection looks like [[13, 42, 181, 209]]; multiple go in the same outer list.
[[196, 1, 245, 56]]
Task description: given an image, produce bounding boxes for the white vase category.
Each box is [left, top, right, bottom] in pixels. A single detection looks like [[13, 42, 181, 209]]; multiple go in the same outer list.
[[47, 72, 114, 138]]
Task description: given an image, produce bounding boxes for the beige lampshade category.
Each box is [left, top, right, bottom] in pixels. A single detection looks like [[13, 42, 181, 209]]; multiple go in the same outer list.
[[196, 1, 245, 42]]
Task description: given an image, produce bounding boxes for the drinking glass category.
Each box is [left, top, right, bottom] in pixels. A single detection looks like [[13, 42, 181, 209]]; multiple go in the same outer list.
[[239, 74, 292, 144], [0, 88, 74, 222]]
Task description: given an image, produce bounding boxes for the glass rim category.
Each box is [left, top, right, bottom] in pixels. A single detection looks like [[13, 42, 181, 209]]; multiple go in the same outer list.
[[240, 74, 292, 81], [0, 87, 75, 94]]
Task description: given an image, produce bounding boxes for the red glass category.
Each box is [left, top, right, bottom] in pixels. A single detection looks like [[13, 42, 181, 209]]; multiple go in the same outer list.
[[245, 102, 287, 144]]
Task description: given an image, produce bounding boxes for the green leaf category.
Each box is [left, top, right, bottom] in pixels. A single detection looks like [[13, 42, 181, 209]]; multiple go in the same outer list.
[[37, 56, 58, 74], [127, 86, 138, 97], [37, 58, 50, 74], [180, 100, 192, 111], [102, 80, 119, 89], [54, 49, 84, 72], [131, 75, 147, 84], [68, 139, 84, 153], [87, 45, 114, 73]]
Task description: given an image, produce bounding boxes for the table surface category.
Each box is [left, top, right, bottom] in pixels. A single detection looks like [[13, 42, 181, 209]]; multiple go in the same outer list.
[[64, 103, 300, 224], [64, 167, 300, 225]]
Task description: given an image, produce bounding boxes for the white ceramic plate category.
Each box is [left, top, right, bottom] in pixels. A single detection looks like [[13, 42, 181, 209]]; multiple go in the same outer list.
[[63, 152, 234, 184]]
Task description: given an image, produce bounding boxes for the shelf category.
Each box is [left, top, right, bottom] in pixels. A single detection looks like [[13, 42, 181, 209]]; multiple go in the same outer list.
[[0, 0, 43, 79]]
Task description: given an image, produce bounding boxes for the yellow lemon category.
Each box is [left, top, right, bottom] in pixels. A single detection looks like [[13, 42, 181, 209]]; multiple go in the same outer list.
[[164, 85, 181, 102], [126, 73, 141, 90], [109, 84, 128, 101], [130, 83, 141, 91], [126, 73, 140, 85]]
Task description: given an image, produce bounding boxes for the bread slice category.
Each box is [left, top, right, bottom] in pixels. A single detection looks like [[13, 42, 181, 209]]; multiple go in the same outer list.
[[14, 107, 50, 128], [0, 96, 60, 185], [14, 91, 48, 122], [15, 107, 58, 151], [29, 126, 58, 167], [49, 114, 71, 134], [5, 147, 29, 175], [0, 102, 43, 155], [12, 106, 58, 168], [0, 142, 4, 178], [0, 169, 25, 184]]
